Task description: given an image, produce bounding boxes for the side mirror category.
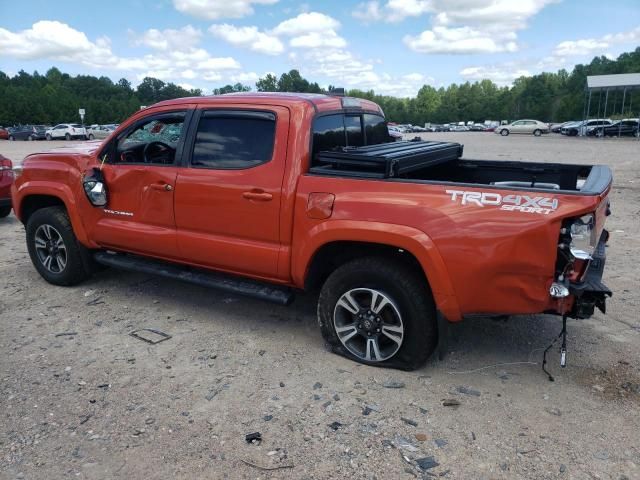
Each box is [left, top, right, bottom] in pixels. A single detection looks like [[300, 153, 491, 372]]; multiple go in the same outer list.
[[83, 167, 108, 207]]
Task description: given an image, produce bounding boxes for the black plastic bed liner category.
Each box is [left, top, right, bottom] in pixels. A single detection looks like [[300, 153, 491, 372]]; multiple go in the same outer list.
[[311, 140, 464, 179]]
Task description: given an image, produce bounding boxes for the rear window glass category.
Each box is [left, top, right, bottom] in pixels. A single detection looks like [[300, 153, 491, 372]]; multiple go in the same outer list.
[[345, 115, 364, 147], [191, 112, 276, 169], [364, 114, 390, 145], [312, 114, 346, 157], [71, 124, 82, 128]]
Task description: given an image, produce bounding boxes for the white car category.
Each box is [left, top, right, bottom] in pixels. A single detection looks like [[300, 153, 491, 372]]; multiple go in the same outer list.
[[87, 125, 116, 140], [496, 119, 549, 136], [45, 124, 87, 141]]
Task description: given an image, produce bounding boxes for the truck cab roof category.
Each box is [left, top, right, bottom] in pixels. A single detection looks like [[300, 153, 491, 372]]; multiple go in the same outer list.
[[150, 92, 384, 115]]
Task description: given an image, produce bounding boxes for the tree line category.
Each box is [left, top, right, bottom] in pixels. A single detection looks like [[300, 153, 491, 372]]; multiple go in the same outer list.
[[1, 47, 639, 127]]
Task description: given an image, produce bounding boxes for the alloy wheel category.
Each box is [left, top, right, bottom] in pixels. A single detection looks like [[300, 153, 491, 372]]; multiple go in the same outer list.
[[34, 224, 68, 273], [333, 288, 404, 362]]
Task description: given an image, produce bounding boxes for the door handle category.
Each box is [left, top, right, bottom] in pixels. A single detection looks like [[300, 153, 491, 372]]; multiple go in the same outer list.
[[242, 190, 273, 201], [150, 183, 173, 192]]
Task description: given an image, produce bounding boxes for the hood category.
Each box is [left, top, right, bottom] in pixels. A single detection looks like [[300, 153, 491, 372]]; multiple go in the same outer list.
[[28, 141, 103, 158]]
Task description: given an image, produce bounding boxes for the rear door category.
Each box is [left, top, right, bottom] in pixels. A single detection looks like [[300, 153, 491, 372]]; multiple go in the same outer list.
[[174, 105, 289, 279]]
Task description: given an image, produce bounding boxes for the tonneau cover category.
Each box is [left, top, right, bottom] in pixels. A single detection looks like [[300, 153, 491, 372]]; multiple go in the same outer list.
[[312, 140, 464, 178]]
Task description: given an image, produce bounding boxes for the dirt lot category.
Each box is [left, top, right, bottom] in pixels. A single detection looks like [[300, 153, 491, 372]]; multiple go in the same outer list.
[[1, 134, 639, 480]]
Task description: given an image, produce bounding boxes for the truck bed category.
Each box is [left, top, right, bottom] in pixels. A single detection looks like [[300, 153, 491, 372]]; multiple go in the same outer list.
[[311, 140, 611, 195]]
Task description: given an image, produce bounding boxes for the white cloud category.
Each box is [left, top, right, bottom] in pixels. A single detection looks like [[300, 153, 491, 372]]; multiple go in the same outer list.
[[460, 64, 531, 86], [209, 24, 284, 55], [229, 71, 260, 84], [551, 26, 640, 57], [289, 31, 346, 49], [272, 12, 347, 50], [133, 25, 202, 51], [172, 0, 279, 20], [0, 21, 113, 63], [0, 21, 241, 87], [353, 0, 430, 23], [355, 0, 556, 54], [404, 26, 518, 54], [272, 12, 340, 35]]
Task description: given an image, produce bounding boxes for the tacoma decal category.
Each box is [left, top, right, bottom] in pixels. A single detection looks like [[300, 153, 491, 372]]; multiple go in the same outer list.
[[446, 190, 559, 215], [104, 209, 134, 217]]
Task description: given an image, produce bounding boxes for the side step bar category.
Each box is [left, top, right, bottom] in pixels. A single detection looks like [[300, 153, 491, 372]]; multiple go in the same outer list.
[[93, 252, 295, 306]]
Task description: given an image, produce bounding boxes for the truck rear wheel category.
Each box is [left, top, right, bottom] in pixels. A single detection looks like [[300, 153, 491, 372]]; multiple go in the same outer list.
[[317, 257, 437, 370], [26, 207, 92, 286]]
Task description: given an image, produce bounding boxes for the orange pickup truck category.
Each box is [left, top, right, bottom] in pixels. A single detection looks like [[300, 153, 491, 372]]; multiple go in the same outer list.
[[11, 93, 612, 370]]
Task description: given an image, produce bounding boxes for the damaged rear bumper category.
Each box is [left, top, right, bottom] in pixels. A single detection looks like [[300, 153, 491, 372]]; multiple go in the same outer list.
[[569, 230, 612, 319]]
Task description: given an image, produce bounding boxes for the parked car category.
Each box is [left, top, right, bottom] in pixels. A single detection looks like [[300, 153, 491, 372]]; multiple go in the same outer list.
[[587, 119, 640, 137], [387, 127, 403, 141], [450, 125, 469, 132], [0, 127, 8, 140], [562, 119, 611, 137], [469, 124, 486, 131], [45, 124, 87, 140], [550, 121, 574, 133], [7, 125, 47, 141], [496, 120, 549, 136], [87, 125, 116, 140], [12, 92, 613, 370], [0, 154, 14, 217]]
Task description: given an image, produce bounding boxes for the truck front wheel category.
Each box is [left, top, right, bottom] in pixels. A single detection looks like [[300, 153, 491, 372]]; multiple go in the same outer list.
[[317, 257, 437, 370], [26, 207, 92, 286]]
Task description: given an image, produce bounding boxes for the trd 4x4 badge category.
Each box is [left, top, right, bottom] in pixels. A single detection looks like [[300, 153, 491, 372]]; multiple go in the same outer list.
[[446, 189, 559, 215]]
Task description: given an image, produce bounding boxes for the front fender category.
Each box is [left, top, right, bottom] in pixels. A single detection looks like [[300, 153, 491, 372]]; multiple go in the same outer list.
[[292, 220, 462, 321], [13, 181, 92, 246]]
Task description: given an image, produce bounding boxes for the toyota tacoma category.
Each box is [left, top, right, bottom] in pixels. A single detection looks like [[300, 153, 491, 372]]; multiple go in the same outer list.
[[11, 93, 613, 370]]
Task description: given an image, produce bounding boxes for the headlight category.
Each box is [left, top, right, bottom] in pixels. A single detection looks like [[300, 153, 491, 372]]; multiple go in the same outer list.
[[569, 214, 596, 260]]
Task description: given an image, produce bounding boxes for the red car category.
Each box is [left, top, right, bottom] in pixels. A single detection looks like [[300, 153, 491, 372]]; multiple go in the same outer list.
[[0, 127, 9, 140], [0, 155, 14, 217]]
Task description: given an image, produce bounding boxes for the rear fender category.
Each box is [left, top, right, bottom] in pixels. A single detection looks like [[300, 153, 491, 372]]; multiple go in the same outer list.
[[294, 220, 462, 321]]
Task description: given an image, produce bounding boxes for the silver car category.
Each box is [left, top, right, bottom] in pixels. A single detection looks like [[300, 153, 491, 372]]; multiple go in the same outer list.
[[87, 125, 116, 140], [496, 119, 549, 136]]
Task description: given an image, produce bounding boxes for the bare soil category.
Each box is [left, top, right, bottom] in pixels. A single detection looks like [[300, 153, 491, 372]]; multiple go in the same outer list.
[[1, 134, 639, 479]]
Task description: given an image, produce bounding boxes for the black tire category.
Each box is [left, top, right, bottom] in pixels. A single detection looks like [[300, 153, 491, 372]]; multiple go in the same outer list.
[[28, 135, 34, 141], [46, 134, 52, 141], [0, 206, 11, 218], [65, 133, 71, 141], [317, 256, 437, 371], [9, 135, 14, 141], [88, 134, 94, 140], [500, 129, 509, 136], [26, 206, 92, 286], [533, 129, 542, 136]]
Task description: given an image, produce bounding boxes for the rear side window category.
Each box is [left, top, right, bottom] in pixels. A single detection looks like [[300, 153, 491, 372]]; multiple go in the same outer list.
[[191, 111, 276, 169], [312, 113, 389, 160]]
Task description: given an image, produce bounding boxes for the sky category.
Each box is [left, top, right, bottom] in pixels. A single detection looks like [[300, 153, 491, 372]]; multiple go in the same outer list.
[[0, 0, 639, 97]]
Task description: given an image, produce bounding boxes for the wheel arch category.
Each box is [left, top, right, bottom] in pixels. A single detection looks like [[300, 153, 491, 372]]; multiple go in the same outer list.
[[294, 221, 462, 321], [16, 185, 90, 245]]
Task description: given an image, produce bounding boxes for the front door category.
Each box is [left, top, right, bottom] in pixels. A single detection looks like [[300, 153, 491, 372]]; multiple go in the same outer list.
[[92, 110, 190, 258], [174, 106, 289, 279]]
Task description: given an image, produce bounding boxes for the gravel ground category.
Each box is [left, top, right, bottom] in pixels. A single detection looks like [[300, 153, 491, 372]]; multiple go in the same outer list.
[[1, 134, 639, 480]]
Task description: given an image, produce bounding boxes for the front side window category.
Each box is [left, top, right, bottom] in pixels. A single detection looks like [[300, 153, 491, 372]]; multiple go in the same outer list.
[[116, 113, 185, 164], [191, 111, 276, 169]]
